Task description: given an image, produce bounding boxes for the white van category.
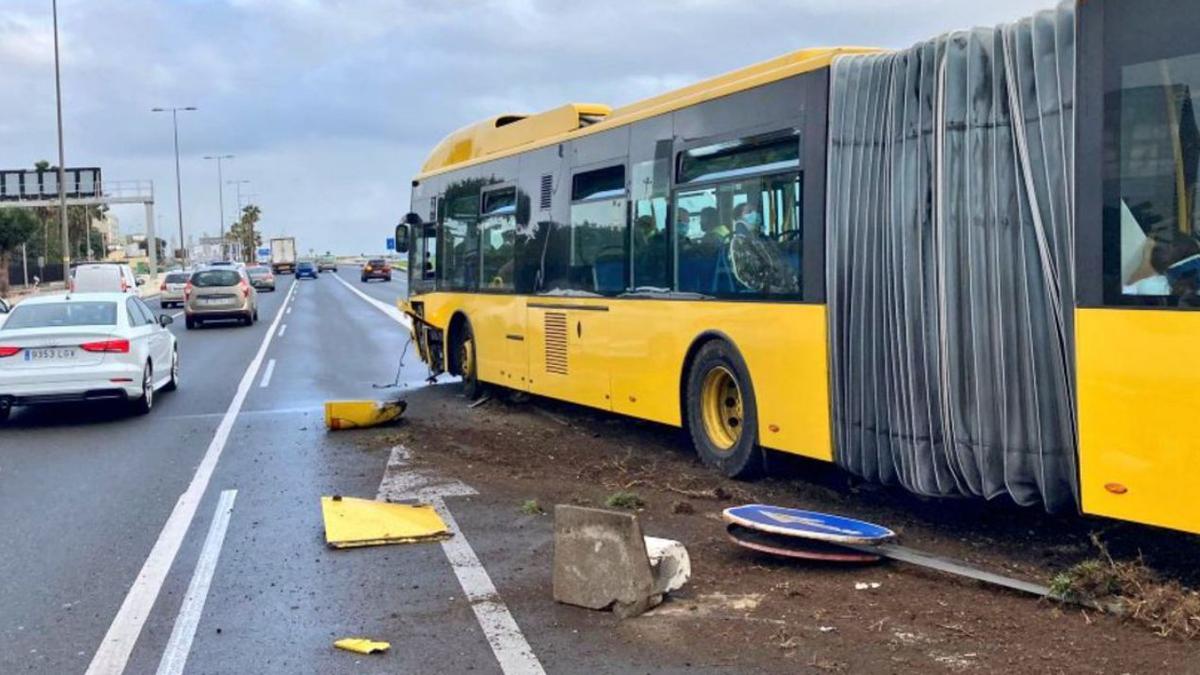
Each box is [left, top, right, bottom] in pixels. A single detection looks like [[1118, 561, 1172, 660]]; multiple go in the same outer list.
[[71, 263, 141, 294]]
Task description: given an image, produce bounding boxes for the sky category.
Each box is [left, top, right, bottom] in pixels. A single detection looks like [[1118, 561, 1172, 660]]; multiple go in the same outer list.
[[1, 0, 1053, 256]]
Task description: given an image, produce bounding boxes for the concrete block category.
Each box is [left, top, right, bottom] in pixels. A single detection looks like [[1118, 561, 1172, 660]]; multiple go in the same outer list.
[[552, 505, 690, 618]]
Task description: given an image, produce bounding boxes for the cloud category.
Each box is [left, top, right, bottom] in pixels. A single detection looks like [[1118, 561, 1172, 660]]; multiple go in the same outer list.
[[1, 0, 1053, 254]]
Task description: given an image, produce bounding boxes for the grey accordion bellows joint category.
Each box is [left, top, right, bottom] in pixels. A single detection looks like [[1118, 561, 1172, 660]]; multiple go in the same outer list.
[[825, 1, 1078, 511]]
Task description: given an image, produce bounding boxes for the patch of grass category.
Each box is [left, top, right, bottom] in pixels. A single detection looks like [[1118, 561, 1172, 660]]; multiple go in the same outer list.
[[605, 491, 645, 510], [1051, 535, 1200, 639], [519, 499, 544, 516]]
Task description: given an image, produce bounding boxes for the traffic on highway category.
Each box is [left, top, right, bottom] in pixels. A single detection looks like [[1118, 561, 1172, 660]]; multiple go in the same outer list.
[[5, 1, 1200, 674]]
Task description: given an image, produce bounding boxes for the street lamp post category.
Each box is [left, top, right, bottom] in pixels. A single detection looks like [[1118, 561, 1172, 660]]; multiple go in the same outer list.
[[204, 155, 234, 258], [52, 0, 69, 274], [227, 180, 251, 262], [152, 106, 196, 263]]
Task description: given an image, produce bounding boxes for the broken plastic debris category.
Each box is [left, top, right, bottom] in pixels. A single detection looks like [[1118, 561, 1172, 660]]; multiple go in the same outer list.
[[324, 399, 406, 430], [854, 582, 882, 591], [334, 638, 390, 654], [321, 496, 450, 548]]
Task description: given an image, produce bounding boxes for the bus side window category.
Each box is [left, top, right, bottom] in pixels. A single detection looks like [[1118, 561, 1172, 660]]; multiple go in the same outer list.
[[631, 156, 670, 290], [480, 186, 517, 291], [442, 188, 481, 291], [548, 164, 626, 295], [674, 131, 802, 298]]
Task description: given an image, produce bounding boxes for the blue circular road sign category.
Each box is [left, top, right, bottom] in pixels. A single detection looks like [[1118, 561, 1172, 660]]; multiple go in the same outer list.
[[722, 504, 895, 544]]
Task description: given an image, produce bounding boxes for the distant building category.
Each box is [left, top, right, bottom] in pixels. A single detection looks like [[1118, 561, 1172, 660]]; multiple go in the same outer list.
[[91, 211, 120, 248]]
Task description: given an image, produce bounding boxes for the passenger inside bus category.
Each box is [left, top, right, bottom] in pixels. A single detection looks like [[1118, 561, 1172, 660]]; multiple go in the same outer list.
[[675, 178, 800, 296]]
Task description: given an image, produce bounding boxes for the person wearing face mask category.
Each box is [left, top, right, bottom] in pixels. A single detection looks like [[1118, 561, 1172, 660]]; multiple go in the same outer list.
[[733, 201, 764, 235]]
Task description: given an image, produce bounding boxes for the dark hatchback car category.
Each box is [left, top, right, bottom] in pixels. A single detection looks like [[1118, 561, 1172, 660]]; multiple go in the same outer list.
[[295, 260, 319, 280], [360, 258, 391, 282]]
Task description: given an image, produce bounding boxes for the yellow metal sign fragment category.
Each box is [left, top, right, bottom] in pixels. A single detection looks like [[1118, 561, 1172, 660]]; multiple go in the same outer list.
[[321, 496, 450, 548], [324, 400, 406, 430], [334, 638, 390, 654]]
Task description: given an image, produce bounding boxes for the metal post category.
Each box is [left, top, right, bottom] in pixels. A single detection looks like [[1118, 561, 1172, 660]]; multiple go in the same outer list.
[[217, 159, 225, 255], [52, 0, 69, 275], [145, 201, 158, 279], [204, 155, 233, 259], [171, 109, 183, 262], [21, 243, 28, 287], [153, 106, 196, 265]]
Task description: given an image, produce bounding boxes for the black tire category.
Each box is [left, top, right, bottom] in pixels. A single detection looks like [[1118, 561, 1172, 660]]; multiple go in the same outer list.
[[243, 312, 254, 326], [130, 363, 154, 415], [185, 315, 196, 330], [163, 349, 179, 392], [253, 307, 259, 322], [457, 321, 481, 400], [0, 404, 10, 423], [361, 276, 368, 283], [684, 340, 763, 479]]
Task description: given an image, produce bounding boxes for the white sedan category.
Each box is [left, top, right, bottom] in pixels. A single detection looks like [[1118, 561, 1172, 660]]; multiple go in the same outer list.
[[0, 292, 179, 422]]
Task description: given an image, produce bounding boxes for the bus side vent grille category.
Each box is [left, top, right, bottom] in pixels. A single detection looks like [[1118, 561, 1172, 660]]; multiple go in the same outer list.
[[544, 311, 568, 375], [539, 174, 553, 210]]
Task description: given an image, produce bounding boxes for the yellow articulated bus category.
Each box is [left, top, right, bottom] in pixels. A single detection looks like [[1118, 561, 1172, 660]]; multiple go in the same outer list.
[[398, 0, 1200, 535]]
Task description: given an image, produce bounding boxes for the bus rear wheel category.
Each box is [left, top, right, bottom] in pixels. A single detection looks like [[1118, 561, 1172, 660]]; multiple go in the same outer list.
[[685, 340, 763, 479]]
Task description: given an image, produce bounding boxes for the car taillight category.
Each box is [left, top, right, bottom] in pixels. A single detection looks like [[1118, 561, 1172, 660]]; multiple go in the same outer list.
[[184, 281, 193, 299], [0, 346, 21, 358], [80, 339, 130, 353], [240, 280, 250, 297], [121, 278, 128, 292], [160, 282, 167, 291]]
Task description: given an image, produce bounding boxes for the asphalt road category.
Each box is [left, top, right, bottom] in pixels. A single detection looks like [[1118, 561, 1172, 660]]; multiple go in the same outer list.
[[0, 270, 448, 674], [1, 268, 726, 675]]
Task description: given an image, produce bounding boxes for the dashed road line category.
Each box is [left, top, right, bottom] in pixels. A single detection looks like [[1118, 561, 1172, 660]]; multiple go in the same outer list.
[[259, 359, 276, 388], [277, 324, 287, 338], [85, 280, 296, 675], [155, 489, 238, 675], [377, 446, 543, 675]]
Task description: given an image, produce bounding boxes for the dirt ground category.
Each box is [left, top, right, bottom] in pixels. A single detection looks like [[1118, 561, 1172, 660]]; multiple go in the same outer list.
[[376, 382, 1200, 674]]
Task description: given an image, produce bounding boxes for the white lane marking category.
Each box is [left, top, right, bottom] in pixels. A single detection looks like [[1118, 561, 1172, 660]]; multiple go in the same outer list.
[[86, 281, 297, 675], [377, 446, 543, 675], [278, 324, 287, 338], [286, 306, 292, 314], [329, 271, 411, 328], [259, 359, 276, 388], [171, 312, 183, 319], [155, 489, 237, 675]]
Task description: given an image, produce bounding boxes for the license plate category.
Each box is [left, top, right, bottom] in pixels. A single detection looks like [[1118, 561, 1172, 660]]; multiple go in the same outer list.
[[200, 298, 228, 306], [24, 348, 76, 361]]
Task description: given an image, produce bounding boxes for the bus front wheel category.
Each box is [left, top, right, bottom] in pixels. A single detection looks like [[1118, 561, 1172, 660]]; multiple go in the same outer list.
[[456, 321, 481, 400], [684, 340, 763, 479]]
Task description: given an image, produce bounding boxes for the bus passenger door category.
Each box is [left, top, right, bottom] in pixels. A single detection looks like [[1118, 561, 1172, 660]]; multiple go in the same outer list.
[[526, 303, 612, 411]]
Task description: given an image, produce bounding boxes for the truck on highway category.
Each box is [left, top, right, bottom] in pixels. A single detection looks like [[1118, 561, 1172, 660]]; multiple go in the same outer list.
[[270, 237, 297, 274]]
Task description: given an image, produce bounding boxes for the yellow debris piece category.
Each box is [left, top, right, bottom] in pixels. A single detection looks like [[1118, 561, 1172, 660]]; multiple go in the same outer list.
[[334, 637, 390, 654], [321, 496, 450, 549], [324, 400, 406, 430]]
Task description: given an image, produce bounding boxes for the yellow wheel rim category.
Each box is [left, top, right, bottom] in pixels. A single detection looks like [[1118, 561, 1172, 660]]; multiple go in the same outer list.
[[700, 366, 743, 451], [461, 338, 475, 379]]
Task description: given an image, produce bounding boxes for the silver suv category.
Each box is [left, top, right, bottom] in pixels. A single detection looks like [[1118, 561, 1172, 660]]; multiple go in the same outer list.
[[184, 267, 259, 329]]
